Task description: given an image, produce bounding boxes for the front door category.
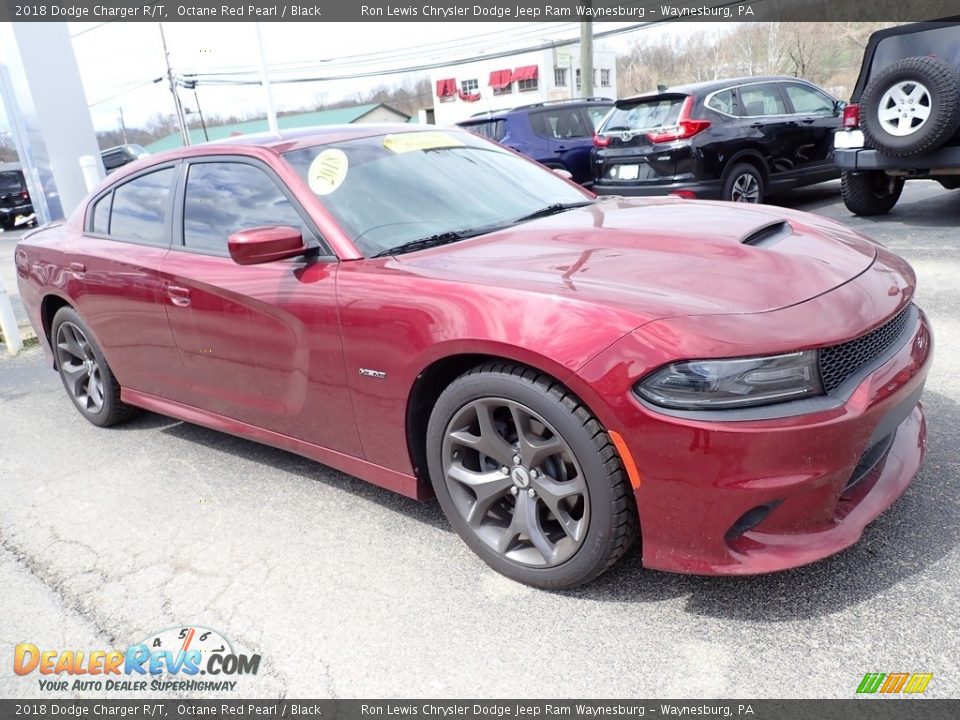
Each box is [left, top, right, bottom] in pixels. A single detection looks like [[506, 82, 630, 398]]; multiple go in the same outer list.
[[159, 158, 362, 456]]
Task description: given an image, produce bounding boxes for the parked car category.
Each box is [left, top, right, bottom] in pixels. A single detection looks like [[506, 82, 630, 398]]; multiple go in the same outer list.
[[16, 126, 931, 588], [591, 76, 843, 203], [101, 144, 149, 174], [457, 98, 613, 184], [834, 21, 960, 215], [0, 162, 36, 231]]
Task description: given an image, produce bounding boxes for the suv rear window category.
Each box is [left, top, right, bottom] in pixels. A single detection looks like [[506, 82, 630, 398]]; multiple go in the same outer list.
[[871, 25, 960, 81], [461, 119, 506, 142], [601, 95, 686, 133], [0, 171, 24, 195]]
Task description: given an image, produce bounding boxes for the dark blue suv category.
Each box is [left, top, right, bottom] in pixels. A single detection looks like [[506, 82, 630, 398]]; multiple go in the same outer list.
[[457, 99, 613, 185]]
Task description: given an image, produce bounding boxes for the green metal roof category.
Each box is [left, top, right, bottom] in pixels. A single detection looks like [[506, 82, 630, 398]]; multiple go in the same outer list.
[[145, 103, 407, 153]]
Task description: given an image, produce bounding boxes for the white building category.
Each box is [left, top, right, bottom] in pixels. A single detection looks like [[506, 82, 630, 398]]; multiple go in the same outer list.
[[428, 46, 618, 126]]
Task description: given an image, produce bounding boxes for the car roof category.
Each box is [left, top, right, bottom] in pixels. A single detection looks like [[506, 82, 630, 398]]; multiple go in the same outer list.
[[616, 76, 816, 105], [460, 98, 615, 123], [139, 123, 449, 164]]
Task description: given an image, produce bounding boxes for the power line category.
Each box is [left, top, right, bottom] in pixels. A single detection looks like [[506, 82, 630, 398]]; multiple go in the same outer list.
[[182, 22, 656, 87], [88, 77, 163, 106]]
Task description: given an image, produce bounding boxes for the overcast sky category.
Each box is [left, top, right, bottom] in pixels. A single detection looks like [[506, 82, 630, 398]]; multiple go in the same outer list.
[[2, 21, 724, 135]]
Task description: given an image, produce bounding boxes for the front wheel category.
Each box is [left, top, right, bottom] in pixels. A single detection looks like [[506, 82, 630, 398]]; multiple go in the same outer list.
[[722, 162, 765, 204], [51, 307, 137, 427], [840, 170, 904, 216], [426, 363, 638, 588]]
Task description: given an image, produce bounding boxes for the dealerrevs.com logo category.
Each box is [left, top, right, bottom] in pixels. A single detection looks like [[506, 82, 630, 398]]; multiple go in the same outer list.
[[14, 626, 260, 693]]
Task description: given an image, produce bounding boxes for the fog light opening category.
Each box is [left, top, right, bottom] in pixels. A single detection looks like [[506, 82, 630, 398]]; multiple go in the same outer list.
[[725, 502, 780, 542]]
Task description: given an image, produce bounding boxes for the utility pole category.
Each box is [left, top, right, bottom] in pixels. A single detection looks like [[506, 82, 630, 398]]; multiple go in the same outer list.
[[182, 81, 209, 142], [158, 23, 190, 147], [118, 107, 128, 145], [254, 23, 279, 135], [580, 3, 594, 98]]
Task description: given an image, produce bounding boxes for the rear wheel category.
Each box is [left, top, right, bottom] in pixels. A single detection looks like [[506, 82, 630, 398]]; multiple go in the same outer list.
[[840, 170, 904, 216], [426, 362, 638, 588], [51, 307, 137, 427], [722, 162, 765, 204]]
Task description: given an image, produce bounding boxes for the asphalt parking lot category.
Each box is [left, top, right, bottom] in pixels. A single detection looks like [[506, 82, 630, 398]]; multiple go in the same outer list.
[[1, 180, 958, 699]]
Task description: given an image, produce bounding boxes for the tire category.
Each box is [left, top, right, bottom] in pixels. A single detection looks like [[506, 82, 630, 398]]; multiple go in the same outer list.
[[426, 362, 638, 588], [722, 162, 764, 204], [50, 307, 137, 427], [861, 56, 960, 157], [840, 170, 904, 216]]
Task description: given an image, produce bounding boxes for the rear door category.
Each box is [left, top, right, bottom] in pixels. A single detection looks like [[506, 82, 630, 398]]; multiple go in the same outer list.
[[528, 106, 596, 182], [159, 156, 361, 455], [781, 81, 841, 181], [71, 164, 188, 400], [735, 82, 799, 183]]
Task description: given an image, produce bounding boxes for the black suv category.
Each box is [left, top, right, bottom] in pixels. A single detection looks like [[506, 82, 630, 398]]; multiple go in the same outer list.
[[834, 21, 960, 215], [0, 163, 35, 231], [457, 99, 613, 184], [591, 76, 843, 203]]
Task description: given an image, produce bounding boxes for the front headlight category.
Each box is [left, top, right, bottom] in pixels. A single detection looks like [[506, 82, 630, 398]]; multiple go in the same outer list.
[[635, 351, 822, 410]]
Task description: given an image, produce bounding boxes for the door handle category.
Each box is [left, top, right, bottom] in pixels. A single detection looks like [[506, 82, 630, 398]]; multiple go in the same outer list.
[[554, 145, 568, 152], [801, 118, 815, 124], [166, 284, 191, 307]]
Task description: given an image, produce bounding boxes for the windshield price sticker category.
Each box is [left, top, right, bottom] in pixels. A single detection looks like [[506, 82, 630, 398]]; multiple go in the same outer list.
[[307, 149, 349, 195], [383, 132, 463, 154]]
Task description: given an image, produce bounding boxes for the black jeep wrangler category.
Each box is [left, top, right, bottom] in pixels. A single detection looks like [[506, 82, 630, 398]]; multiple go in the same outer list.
[[834, 21, 960, 215]]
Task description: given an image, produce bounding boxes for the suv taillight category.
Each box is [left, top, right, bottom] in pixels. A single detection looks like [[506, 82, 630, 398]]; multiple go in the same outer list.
[[842, 103, 860, 129], [593, 133, 610, 148], [645, 96, 710, 143], [20, 190, 28, 200]]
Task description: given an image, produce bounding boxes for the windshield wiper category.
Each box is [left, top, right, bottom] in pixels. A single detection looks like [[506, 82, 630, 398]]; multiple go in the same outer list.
[[512, 201, 596, 225], [371, 228, 487, 258]]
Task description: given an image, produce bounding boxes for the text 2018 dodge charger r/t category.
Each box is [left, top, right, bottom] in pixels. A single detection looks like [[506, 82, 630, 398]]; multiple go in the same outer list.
[[15, 126, 932, 588]]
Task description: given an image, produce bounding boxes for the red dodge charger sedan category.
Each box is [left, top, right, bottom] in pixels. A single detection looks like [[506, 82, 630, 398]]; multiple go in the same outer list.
[[15, 126, 932, 587]]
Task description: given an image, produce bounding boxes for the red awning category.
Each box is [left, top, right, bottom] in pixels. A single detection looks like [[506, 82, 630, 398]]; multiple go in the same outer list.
[[435, 78, 457, 97], [488, 70, 512, 89], [511, 65, 539, 82]]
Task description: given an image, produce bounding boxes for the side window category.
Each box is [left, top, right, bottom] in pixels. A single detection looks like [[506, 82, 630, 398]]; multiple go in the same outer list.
[[585, 106, 611, 131], [183, 162, 307, 254], [738, 84, 787, 117], [707, 89, 738, 116], [91, 192, 111, 234], [530, 108, 590, 139], [784, 84, 835, 115], [463, 120, 506, 142], [110, 167, 175, 245]]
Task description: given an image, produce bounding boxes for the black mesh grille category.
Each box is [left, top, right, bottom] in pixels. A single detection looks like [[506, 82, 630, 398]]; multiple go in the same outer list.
[[819, 305, 912, 393]]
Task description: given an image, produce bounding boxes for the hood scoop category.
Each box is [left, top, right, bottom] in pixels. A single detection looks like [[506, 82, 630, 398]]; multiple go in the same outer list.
[[741, 221, 792, 248]]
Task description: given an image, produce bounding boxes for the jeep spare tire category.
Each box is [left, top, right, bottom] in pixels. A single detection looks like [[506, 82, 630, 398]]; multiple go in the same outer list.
[[861, 56, 960, 157]]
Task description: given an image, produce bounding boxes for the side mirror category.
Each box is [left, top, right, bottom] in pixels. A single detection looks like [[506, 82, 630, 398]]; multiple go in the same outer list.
[[228, 226, 307, 265], [552, 168, 573, 180]]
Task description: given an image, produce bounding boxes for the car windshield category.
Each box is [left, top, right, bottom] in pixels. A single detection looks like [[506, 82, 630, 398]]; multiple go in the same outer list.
[[602, 96, 686, 133], [282, 130, 591, 257]]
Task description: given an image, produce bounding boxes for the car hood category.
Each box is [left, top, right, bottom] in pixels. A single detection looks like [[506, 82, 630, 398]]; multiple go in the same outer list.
[[394, 197, 878, 322]]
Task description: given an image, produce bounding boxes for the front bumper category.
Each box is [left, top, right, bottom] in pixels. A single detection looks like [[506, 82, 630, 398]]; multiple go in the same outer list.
[[577, 293, 933, 575]]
